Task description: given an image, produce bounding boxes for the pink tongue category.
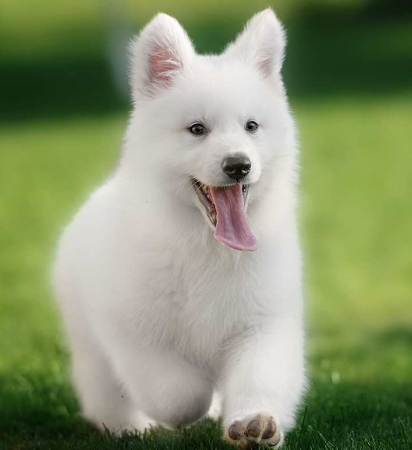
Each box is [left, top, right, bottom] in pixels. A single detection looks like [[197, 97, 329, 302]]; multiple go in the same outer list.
[[210, 184, 258, 251]]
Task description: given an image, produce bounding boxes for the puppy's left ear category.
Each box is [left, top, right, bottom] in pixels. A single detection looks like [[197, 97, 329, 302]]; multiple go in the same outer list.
[[225, 8, 286, 77]]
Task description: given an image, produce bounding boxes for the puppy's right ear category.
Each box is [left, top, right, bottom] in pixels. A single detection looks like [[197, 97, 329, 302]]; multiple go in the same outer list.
[[129, 13, 194, 102], [224, 9, 286, 78]]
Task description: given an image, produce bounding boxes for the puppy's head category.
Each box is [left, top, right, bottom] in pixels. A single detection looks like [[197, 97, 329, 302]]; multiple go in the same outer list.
[[127, 10, 296, 251]]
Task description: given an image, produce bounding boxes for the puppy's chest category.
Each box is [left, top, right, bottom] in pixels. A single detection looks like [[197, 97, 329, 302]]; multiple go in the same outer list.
[[141, 254, 264, 361]]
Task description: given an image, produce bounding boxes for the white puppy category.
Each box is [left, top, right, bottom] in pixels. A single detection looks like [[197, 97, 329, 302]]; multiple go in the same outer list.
[[53, 8, 305, 449]]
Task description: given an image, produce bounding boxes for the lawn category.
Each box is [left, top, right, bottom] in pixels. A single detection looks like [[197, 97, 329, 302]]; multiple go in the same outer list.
[[1, 4, 412, 450]]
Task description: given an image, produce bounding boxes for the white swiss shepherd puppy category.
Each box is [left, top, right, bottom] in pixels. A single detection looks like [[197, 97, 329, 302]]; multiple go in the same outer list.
[[54, 8, 305, 449]]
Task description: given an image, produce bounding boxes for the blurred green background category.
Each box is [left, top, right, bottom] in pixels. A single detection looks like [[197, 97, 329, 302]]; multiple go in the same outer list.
[[1, 1, 411, 449]]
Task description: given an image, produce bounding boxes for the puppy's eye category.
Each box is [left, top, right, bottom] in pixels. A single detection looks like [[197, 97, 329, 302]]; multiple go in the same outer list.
[[245, 120, 259, 133], [189, 123, 206, 136]]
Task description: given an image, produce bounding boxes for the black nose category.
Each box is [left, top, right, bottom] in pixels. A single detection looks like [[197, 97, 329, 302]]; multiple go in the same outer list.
[[222, 155, 251, 181]]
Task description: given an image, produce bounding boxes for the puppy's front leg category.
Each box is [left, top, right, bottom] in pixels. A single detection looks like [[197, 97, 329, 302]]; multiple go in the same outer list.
[[221, 317, 305, 449]]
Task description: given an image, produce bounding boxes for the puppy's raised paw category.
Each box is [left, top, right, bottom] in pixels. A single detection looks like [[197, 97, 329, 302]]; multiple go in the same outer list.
[[224, 414, 283, 449]]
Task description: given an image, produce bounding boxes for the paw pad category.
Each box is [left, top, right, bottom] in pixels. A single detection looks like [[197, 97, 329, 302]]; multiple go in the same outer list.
[[228, 422, 243, 440], [225, 414, 283, 449], [246, 419, 261, 438], [261, 420, 277, 440]]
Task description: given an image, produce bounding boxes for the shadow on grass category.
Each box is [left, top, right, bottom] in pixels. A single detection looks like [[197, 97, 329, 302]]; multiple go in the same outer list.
[[289, 380, 412, 450], [0, 368, 411, 450], [0, 369, 225, 449], [1, 19, 412, 123], [0, 371, 83, 439]]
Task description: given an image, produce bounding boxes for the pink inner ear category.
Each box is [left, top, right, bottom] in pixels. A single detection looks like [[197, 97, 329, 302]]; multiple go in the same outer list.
[[258, 57, 273, 78], [149, 45, 179, 86]]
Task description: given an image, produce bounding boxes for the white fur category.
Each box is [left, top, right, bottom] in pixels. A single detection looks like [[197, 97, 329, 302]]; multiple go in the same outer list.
[[53, 8, 305, 445]]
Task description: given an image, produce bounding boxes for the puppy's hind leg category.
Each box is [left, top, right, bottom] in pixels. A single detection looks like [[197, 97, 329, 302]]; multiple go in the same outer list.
[[69, 327, 152, 433], [71, 348, 130, 432], [113, 346, 214, 430]]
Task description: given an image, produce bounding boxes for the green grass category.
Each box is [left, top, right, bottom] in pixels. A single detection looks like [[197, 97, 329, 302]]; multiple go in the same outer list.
[[1, 4, 412, 449]]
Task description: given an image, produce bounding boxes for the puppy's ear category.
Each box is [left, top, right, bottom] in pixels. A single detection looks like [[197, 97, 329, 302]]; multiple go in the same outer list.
[[129, 13, 194, 100], [225, 8, 286, 77]]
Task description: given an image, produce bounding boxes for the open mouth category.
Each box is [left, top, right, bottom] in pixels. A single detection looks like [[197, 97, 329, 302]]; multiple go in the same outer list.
[[192, 178, 257, 252], [192, 179, 249, 226]]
